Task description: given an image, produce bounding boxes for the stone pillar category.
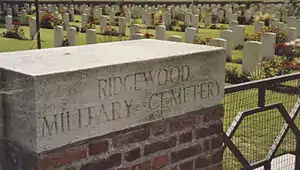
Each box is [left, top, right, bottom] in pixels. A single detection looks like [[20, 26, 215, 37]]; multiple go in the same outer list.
[[287, 27, 297, 42], [63, 13, 70, 29], [54, 26, 64, 47], [233, 25, 245, 49], [209, 38, 227, 49], [86, 29, 97, 44], [168, 35, 182, 42], [155, 25, 166, 40], [29, 17, 36, 39], [5, 15, 12, 31], [254, 22, 264, 33], [185, 27, 197, 43], [0, 39, 225, 170], [220, 30, 233, 61], [261, 33, 276, 60], [242, 41, 262, 73], [130, 24, 139, 40], [67, 27, 76, 46]]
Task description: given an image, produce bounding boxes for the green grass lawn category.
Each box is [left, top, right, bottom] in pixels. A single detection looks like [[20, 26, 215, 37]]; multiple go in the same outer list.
[[0, 15, 247, 74]]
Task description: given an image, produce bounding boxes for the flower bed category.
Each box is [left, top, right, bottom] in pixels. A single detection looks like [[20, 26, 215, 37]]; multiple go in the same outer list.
[[2, 23, 27, 40], [245, 27, 288, 44]]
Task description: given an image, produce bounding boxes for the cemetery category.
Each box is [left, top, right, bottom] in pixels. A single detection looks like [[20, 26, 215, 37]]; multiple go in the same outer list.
[[0, 0, 300, 170]]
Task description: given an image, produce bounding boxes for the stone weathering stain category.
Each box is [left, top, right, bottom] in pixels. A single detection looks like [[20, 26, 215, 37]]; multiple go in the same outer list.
[[0, 40, 225, 153]]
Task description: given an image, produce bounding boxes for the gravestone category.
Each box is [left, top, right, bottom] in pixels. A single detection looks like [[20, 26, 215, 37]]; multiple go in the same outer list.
[[168, 35, 182, 42], [5, 15, 12, 31], [67, 27, 76, 46], [220, 30, 233, 61], [0, 40, 225, 170], [261, 33, 276, 60], [155, 25, 166, 40], [29, 17, 37, 39], [288, 27, 297, 41], [54, 26, 64, 47], [99, 15, 107, 32], [185, 27, 197, 43], [86, 29, 97, 44], [242, 41, 262, 73]]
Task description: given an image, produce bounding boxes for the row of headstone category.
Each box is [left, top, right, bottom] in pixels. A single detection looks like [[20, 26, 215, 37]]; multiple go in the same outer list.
[[3, 1, 296, 28]]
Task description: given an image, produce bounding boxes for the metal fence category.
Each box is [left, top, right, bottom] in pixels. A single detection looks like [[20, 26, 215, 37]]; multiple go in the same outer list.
[[222, 72, 300, 170]]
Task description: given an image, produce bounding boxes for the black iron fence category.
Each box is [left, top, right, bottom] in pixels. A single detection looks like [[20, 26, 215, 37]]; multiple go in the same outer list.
[[222, 72, 300, 170]]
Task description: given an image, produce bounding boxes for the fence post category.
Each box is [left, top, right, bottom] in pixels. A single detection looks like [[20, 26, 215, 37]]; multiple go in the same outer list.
[[264, 162, 271, 170], [296, 137, 300, 169], [0, 72, 3, 170], [258, 87, 266, 107]]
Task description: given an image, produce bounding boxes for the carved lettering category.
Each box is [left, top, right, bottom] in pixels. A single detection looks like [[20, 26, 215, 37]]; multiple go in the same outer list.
[[40, 64, 221, 139], [42, 114, 58, 137]]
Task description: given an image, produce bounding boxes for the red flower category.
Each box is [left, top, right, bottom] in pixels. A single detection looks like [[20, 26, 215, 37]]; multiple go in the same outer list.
[[12, 21, 20, 25]]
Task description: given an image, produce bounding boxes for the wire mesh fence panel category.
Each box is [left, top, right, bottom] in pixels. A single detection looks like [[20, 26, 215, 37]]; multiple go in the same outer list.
[[223, 77, 300, 170], [223, 88, 258, 170]]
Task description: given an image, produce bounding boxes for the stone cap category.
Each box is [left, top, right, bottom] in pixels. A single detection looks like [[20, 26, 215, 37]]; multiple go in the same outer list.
[[0, 39, 222, 76]]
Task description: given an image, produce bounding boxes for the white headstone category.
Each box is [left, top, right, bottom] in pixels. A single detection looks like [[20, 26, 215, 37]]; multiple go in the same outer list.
[[5, 15, 12, 31], [261, 33, 276, 60], [119, 17, 126, 36], [287, 27, 297, 42], [130, 24, 139, 40], [81, 14, 88, 28], [233, 25, 245, 48], [155, 25, 166, 40], [273, 22, 284, 29], [67, 27, 76, 46], [21, 9, 27, 25], [168, 35, 182, 42], [132, 33, 144, 40], [229, 20, 238, 31], [100, 15, 107, 31], [296, 20, 300, 37], [86, 29, 97, 44], [254, 21, 264, 33], [185, 27, 197, 43], [220, 30, 233, 61], [29, 17, 36, 39], [209, 38, 227, 49], [63, 13, 70, 29], [191, 14, 199, 30], [242, 41, 262, 73], [7, 8, 12, 16], [54, 26, 64, 47]]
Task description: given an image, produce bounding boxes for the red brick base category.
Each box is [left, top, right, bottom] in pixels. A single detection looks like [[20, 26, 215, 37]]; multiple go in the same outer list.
[[5, 105, 224, 170]]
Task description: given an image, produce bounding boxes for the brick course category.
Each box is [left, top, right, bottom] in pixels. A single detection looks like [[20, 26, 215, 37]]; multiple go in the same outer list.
[[4, 105, 224, 170]]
